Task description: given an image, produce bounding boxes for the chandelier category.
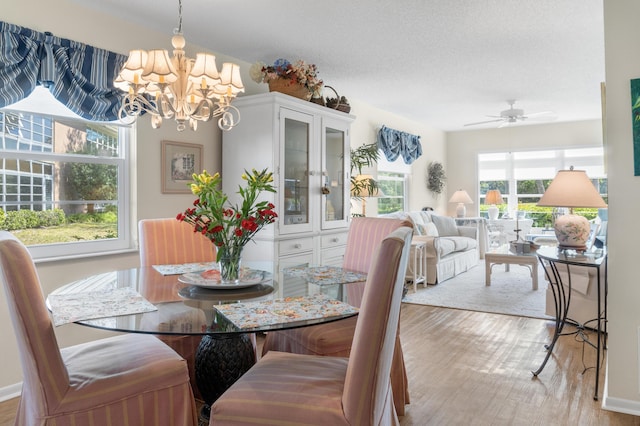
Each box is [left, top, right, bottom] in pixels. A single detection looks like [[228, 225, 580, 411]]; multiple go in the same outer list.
[[114, 0, 244, 131]]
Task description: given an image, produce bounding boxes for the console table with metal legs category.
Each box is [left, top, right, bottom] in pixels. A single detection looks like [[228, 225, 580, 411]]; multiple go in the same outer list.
[[533, 246, 607, 401]]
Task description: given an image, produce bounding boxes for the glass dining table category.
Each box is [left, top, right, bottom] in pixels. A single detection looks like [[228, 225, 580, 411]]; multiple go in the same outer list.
[[46, 261, 365, 418]]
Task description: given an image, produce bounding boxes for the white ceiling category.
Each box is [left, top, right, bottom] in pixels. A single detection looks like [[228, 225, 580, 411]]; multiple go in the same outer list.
[[72, 0, 605, 132]]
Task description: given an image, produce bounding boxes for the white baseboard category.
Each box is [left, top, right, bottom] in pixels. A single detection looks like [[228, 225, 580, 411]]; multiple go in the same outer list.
[[0, 383, 21, 402], [602, 394, 640, 417]]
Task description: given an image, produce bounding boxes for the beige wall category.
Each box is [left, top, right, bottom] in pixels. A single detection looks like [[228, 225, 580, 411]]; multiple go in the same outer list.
[[0, 0, 447, 395], [445, 119, 604, 217], [349, 100, 448, 215], [602, 0, 640, 413]]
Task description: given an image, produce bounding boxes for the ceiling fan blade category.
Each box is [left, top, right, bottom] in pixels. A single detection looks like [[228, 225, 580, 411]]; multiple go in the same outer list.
[[463, 118, 504, 127], [524, 111, 554, 118]]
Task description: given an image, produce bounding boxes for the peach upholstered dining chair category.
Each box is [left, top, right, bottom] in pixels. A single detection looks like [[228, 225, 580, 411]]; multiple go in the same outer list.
[[139, 218, 216, 266], [210, 225, 413, 425], [0, 231, 198, 426], [139, 218, 217, 399], [260, 216, 413, 415]]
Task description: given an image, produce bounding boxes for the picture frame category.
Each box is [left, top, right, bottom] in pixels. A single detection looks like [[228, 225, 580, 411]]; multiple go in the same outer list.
[[161, 140, 203, 194]]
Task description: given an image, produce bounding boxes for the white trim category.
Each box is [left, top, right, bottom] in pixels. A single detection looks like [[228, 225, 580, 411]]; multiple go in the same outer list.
[[0, 382, 21, 402]]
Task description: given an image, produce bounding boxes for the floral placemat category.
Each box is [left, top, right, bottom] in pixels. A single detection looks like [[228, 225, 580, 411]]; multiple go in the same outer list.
[[152, 262, 217, 276], [48, 287, 157, 326], [283, 265, 367, 286], [215, 294, 358, 330]]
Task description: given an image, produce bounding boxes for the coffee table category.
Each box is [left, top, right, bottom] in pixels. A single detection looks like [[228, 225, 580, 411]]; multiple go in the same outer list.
[[485, 243, 539, 290]]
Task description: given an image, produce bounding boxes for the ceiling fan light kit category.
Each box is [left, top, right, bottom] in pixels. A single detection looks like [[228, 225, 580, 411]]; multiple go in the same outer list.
[[464, 100, 554, 128]]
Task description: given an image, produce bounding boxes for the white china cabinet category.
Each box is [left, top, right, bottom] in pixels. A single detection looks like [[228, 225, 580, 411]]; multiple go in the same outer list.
[[222, 92, 355, 296]]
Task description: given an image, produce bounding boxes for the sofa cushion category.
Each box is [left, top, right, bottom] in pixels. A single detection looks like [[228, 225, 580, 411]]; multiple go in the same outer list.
[[435, 236, 477, 257], [431, 215, 459, 237]]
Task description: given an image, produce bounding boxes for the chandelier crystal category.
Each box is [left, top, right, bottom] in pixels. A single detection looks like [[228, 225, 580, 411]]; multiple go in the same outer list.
[[114, 0, 244, 131]]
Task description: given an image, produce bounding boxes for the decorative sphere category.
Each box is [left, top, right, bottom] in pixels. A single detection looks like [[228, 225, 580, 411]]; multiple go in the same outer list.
[[172, 34, 186, 50]]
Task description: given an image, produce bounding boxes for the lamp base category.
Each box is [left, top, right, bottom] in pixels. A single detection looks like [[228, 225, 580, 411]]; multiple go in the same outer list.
[[488, 205, 499, 220], [553, 214, 591, 250], [456, 203, 466, 218]]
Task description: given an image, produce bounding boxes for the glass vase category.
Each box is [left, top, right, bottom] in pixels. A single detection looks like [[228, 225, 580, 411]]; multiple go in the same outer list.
[[218, 248, 243, 283]]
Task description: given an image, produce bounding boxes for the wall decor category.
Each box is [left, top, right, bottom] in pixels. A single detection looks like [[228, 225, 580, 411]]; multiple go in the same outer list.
[[630, 78, 640, 175], [161, 140, 203, 194], [427, 161, 446, 195]]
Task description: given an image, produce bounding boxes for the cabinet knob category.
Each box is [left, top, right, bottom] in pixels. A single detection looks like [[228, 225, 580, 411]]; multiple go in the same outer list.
[[294, 243, 302, 249], [331, 238, 338, 243]]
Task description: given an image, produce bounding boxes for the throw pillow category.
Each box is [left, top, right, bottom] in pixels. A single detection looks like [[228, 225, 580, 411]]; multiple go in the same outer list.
[[415, 223, 426, 236], [431, 215, 459, 237]]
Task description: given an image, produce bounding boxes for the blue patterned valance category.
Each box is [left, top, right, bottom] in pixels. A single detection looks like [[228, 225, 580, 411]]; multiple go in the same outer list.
[[0, 21, 126, 121], [377, 125, 422, 164]]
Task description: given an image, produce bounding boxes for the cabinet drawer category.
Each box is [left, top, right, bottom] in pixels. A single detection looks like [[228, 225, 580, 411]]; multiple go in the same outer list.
[[321, 246, 346, 266], [321, 233, 348, 249], [278, 237, 314, 256]]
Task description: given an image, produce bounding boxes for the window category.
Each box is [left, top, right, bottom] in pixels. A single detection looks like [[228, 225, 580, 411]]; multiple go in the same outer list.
[[0, 90, 132, 260], [376, 149, 410, 214], [377, 171, 408, 214], [478, 147, 607, 226]]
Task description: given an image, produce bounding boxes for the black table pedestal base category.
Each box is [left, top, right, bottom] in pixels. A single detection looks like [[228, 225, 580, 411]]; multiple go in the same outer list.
[[195, 333, 256, 423]]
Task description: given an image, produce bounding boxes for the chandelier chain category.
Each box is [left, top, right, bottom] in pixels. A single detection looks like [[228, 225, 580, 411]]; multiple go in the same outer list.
[[174, 0, 183, 35]]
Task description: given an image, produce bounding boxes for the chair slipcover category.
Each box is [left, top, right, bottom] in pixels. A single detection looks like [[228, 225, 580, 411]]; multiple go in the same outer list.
[[261, 217, 413, 414], [0, 231, 197, 426], [211, 226, 413, 425]]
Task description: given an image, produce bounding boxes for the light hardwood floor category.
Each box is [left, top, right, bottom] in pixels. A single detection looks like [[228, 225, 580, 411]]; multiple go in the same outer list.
[[1, 304, 639, 425]]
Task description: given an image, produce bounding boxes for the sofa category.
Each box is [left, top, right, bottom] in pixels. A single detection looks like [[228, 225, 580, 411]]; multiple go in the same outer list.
[[381, 211, 480, 284]]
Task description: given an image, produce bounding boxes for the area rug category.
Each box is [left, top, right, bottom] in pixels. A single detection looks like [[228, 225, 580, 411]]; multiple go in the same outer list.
[[402, 262, 553, 320]]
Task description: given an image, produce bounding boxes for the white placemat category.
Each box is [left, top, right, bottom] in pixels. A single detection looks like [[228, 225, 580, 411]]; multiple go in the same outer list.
[[48, 287, 157, 326], [215, 294, 358, 330], [152, 261, 217, 275]]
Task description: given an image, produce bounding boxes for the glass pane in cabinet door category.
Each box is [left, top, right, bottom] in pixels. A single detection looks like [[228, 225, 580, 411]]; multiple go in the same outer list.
[[283, 118, 309, 226], [324, 127, 345, 222]]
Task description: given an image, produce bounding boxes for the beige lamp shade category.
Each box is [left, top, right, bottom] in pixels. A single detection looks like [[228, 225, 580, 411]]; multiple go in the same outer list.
[[537, 168, 607, 250], [449, 189, 473, 218], [351, 175, 383, 197]]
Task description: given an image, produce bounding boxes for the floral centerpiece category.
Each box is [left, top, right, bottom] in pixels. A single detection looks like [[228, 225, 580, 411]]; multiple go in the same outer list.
[[176, 168, 277, 282], [249, 58, 324, 99]]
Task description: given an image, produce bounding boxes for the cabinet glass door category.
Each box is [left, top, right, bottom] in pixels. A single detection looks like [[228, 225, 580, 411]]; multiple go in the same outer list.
[[322, 118, 350, 229], [280, 109, 313, 234]]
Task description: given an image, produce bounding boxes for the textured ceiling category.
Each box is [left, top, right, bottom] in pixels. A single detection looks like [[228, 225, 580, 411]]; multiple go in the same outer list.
[[71, 0, 605, 132]]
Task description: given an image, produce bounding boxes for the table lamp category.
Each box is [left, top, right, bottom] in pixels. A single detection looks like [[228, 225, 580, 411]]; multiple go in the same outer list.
[[449, 189, 473, 218], [537, 167, 607, 250], [350, 174, 383, 216], [485, 189, 503, 220]]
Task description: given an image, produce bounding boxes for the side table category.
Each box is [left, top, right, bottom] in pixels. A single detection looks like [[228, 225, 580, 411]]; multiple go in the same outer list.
[[406, 240, 427, 293], [533, 246, 607, 401]]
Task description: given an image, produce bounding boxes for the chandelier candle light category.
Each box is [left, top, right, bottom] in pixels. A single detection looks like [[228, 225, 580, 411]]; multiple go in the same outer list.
[[537, 167, 607, 250], [114, 0, 244, 131], [449, 189, 473, 218]]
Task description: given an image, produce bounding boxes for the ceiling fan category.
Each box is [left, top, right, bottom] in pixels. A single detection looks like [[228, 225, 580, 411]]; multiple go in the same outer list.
[[464, 100, 555, 128]]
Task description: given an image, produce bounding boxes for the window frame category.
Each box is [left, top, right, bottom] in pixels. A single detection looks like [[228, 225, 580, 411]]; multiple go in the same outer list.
[[0, 107, 134, 261]]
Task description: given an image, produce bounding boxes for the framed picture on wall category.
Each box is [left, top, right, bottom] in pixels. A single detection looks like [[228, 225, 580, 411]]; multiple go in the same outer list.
[[161, 140, 202, 194]]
